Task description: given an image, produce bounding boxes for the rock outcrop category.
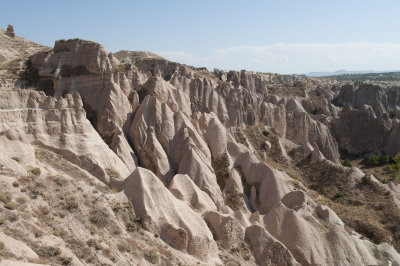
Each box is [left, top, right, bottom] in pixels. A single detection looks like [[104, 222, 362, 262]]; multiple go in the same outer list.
[[123, 167, 220, 262], [5, 25, 15, 38]]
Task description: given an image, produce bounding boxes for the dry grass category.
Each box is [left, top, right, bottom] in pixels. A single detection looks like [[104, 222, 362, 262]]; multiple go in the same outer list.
[[300, 160, 400, 249], [35, 147, 92, 185], [212, 153, 230, 190]]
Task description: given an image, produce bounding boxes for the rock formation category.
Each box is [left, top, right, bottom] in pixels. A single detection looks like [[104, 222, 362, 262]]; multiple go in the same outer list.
[[1, 29, 400, 265], [5, 25, 15, 38]]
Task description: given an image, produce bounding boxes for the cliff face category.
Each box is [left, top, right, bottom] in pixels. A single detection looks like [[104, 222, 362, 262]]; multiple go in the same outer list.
[[2, 33, 400, 266]]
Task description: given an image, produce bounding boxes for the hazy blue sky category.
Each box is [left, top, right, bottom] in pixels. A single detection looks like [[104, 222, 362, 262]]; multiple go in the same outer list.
[[2, 0, 400, 73]]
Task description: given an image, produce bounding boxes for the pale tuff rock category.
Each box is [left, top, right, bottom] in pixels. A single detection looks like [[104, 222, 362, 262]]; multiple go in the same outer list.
[[123, 167, 220, 262], [263, 202, 365, 265], [0, 232, 39, 260], [0, 90, 129, 183], [168, 174, 217, 213], [245, 225, 300, 266], [352, 235, 400, 266], [311, 147, 326, 162], [145, 76, 191, 117], [30, 39, 132, 136], [0, 153, 27, 177], [130, 95, 224, 205], [315, 205, 345, 226], [281, 190, 307, 210], [2, 34, 400, 265], [110, 130, 138, 172], [203, 211, 244, 249]]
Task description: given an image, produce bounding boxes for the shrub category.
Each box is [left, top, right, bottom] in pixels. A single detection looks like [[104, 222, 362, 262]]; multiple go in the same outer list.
[[385, 165, 394, 172], [262, 130, 270, 137], [31, 167, 41, 176], [11, 157, 20, 162], [380, 155, 390, 164], [58, 256, 73, 265], [144, 250, 160, 264], [8, 213, 18, 222], [212, 153, 230, 190], [391, 172, 398, 180], [342, 159, 352, 167], [89, 208, 110, 227], [0, 193, 11, 203], [12, 181, 19, 187], [393, 153, 400, 164], [36, 246, 61, 259], [335, 192, 344, 198], [362, 175, 371, 185], [225, 190, 243, 211], [367, 155, 379, 166], [0, 241, 4, 250], [289, 148, 297, 156], [4, 201, 18, 210]]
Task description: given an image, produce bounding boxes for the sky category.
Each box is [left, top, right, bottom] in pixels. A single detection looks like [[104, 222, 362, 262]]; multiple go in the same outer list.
[[1, 0, 400, 74]]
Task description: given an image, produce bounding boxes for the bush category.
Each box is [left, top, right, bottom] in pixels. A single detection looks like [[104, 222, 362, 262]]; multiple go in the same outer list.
[[262, 130, 270, 137], [367, 155, 380, 166], [289, 148, 297, 156], [342, 159, 352, 167], [225, 190, 244, 211], [391, 172, 398, 180], [362, 175, 371, 185], [0, 193, 11, 203], [89, 208, 110, 227], [0, 241, 4, 250], [31, 167, 41, 176], [335, 192, 344, 198], [4, 201, 18, 210], [144, 250, 160, 264], [393, 153, 400, 164], [36, 246, 61, 259], [380, 155, 390, 164]]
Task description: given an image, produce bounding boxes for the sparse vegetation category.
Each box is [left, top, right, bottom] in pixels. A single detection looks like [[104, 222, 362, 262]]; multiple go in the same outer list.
[[335, 192, 344, 198], [31, 167, 41, 176], [144, 250, 160, 264], [262, 130, 269, 137], [362, 175, 371, 185], [342, 158, 352, 167], [367, 155, 380, 166], [4, 201, 18, 210], [212, 153, 230, 190], [89, 207, 110, 227], [380, 155, 390, 164], [289, 148, 297, 156], [225, 190, 244, 211], [36, 246, 61, 259], [321, 72, 400, 82]]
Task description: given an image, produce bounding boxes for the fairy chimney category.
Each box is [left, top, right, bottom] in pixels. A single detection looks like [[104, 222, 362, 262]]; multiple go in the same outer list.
[[6, 25, 15, 38]]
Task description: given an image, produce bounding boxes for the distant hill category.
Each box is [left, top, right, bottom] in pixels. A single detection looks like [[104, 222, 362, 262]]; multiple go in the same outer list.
[[306, 70, 397, 77], [318, 72, 400, 82]]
